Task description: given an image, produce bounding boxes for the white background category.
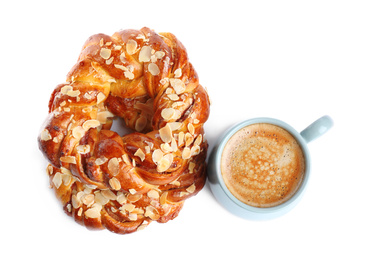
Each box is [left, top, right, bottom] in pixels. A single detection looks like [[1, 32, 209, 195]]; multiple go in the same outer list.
[[1, 0, 365, 259]]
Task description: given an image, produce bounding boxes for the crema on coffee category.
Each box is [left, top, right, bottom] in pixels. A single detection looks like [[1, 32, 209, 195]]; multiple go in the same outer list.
[[221, 123, 305, 208]]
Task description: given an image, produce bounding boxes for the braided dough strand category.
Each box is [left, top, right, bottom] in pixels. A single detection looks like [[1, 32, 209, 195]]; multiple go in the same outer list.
[[38, 27, 210, 234]]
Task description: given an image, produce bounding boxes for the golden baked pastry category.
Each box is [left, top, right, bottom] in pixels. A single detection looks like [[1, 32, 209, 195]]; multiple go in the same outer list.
[[38, 27, 210, 234]]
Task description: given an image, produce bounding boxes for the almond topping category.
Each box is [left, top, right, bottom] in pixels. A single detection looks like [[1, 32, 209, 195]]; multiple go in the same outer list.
[[169, 79, 185, 94], [76, 145, 90, 154], [52, 172, 63, 189], [97, 92, 106, 104], [40, 129, 52, 141], [161, 108, 176, 121], [82, 119, 100, 131], [85, 204, 102, 219], [182, 147, 191, 159], [134, 148, 145, 162], [157, 154, 173, 172], [159, 124, 172, 143], [152, 149, 163, 164], [174, 68, 182, 78], [148, 63, 160, 76], [186, 183, 196, 193], [135, 115, 147, 132], [145, 206, 160, 220], [126, 39, 138, 55], [60, 156, 76, 164], [101, 189, 117, 201], [185, 133, 194, 147], [191, 145, 200, 156], [147, 190, 160, 199], [97, 111, 114, 124], [72, 126, 86, 139], [189, 162, 196, 173], [95, 156, 108, 165], [100, 48, 112, 59], [108, 157, 120, 176], [109, 177, 121, 190], [124, 71, 135, 80], [168, 122, 182, 131], [188, 123, 195, 135], [139, 46, 153, 62]]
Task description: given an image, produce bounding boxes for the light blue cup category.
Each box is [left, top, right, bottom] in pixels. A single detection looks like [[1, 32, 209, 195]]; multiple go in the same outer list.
[[208, 115, 333, 220]]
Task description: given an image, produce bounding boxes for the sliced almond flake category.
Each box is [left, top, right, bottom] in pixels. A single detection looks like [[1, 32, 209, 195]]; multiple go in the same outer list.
[[152, 149, 163, 164], [166, 87, 173, 94], [114, 45, 122, 50], [178, 131, 185, 146], [100, 48, 112, 59], [99, 38, 104, 47], [134, 148, 145, 162], [160, 143, 173, 153], [61, 85, 73, 95], [179, 191, 190, 197], [81, 194, 95, 207], [105, 41, 112, 46], [160, 78, 169, 86], [174, 68, 182, 78], [116, 192, 127, 204], [52, 172, 63, 189], [172, 101, 185, 108], [106, 57, 114, 65], [77, 208, 83, 217], [193, 119, 200, 124], [120, 52, 127, 63], [169, 79, 186, 94], [145, 206, 160, 220], [127, 193, 142, 203], [85, 205, 101, 219], [60, 156, 76, 164], [128, 213, 138, 221], [97, 111, 114, 124], [97, 92, 106, 104], [161, 108, 175, 121], [135, 115, 147, 132], [191, 145, 200, 156], [147, 190, 160, 199], [122, 154, 132, 165], [157, 154, 173, 172], [194, 134, 203, 146], [168, 122, 182, 131], [76, 144, 90, 154], [95, 156, 108, 165], [62, 173, 72, 186], [126, 39, 138, 55], [108, 157, 120, 176], [154, 51, 165, 59], [129, 189, 137, 195], [82, 119, 101, 131], [145, 146, 151, 154], [132, 159, 136, 167], [188, 123, 195, 135], [72, 126, 86, 139], [189, 162, 196, 173], [159, 124, 172, 143], [124, 71, 135, 80], [114, 64, 128, 71], [46, 164, 53, 176], [63, 107, 71, 112], [167, 93, 179, 101], [170, 179, 180, 186], [66, 204, 72, 212], [101, 189, 117, 201], [94, 191, 109, 205], [185, 133, 194, 147], [186, 183, 196, 193], [139, 46, 153, 62], [60, 101, 66, 106], [160, 192, 168, 205], [148, 63, 160, 76], [170, 138, 178, 152], [40, 129, 52, 141], [182, 147, 191, 159], [121, 203, 135, 213], [72, 194, 82, 208], [109, 177, 121, 191]]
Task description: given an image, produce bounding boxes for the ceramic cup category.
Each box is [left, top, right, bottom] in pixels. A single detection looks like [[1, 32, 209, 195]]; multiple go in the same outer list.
[[207, 115, 333, 220]]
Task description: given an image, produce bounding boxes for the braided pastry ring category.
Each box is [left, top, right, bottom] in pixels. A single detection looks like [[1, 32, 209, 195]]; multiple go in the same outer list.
[[38, 27, 210, 234]]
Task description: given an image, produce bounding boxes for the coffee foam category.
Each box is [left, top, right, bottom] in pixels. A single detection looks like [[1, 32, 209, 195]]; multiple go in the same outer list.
[[221, 123, 305, 208]]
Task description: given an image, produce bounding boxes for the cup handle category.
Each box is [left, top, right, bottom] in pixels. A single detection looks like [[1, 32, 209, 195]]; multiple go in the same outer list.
[[300, 115, 334, 143]]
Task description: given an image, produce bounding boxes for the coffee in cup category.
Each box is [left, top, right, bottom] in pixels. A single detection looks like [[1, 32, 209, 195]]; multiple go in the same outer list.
[[220, 123, 305, 208]]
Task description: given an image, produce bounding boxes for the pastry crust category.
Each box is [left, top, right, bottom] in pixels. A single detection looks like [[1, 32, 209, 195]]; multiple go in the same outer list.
[[38, 27, 210, 234]]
